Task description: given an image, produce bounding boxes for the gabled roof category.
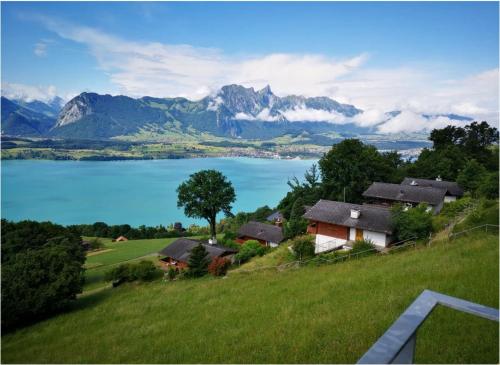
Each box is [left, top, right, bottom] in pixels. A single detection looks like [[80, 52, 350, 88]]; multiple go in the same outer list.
[[362, 182, 447, 205], [303, 200, 393, 234], [158, 238, 237, 262], [266, 211, 283, 222], [401, 177, 463, 197], [238, 221, 284, 243]]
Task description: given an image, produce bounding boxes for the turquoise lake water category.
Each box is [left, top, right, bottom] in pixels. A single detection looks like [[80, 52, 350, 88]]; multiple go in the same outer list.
[[1, 158, 316, 227]]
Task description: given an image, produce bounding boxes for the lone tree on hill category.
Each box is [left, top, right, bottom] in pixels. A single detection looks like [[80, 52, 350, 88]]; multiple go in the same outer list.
[[177, 169, 236, 241]]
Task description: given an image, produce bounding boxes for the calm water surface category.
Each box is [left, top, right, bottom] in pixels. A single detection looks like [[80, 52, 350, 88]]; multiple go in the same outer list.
[[1, 158, 315, 226]]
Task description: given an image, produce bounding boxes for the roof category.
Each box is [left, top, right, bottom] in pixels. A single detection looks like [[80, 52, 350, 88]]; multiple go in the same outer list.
[[362, 182, 447, 205], [266, 211, 283, 222], [158, 238, 237, 262], [401, 177, 463, 197], [303, 200, 393, 234], [238, 221, 284, 243]]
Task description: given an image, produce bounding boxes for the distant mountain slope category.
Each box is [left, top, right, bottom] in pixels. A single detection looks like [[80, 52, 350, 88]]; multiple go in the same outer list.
[[1, 85, 473, 140], [1, 97, 56, 136]]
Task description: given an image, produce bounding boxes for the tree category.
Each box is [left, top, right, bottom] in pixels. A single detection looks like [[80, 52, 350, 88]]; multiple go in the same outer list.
[[391, 204, 433, 241], [407, 145, 467, 181], [187, 244, 211, 277], [291, 235, 315, 260], [1, 220, 85, 330], [177, 170, 236, 240], [284, 197, 308, 239], [319, 139, 399, 203], [457, 159, 487, 196], [477, 171, 499, 199]]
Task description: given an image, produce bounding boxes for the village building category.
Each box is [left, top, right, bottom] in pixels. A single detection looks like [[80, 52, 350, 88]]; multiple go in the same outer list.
[[401, 177, 463, 202], [237, 221, 284, 247], [115, 236, 128, 242], [362, 182, 447, 214], [303, 200, 393, 253], [158, 238, 237, 269], [266, 211, 284, 226]]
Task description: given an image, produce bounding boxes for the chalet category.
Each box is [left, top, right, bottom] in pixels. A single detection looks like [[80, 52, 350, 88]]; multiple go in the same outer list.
[[401, 177, 463, 202], [115, 236, 128, 242], [158, 238, 237, 269], [266, 211, 284, 226], [303, 200, 393, 253], [237, 221, 284, 247], [362, 182, 446, 214]]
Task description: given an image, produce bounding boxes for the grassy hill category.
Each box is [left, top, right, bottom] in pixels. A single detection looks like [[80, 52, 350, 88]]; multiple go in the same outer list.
[[2, 231, 498, 363]]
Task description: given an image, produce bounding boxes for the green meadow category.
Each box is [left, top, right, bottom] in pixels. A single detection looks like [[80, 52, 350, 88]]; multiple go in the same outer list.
[[2, 232, 498, 364]]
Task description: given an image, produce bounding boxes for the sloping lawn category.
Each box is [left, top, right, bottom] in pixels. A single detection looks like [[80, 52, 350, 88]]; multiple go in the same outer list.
[[2, 232, 498, 364], [84, 237, 179, 291]]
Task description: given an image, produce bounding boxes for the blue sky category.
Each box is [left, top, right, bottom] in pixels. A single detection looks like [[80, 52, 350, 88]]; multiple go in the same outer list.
[[1, 2, 499, 131]]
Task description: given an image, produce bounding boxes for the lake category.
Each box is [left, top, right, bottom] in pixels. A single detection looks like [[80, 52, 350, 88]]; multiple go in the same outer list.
[[1, 158, 316, 227]]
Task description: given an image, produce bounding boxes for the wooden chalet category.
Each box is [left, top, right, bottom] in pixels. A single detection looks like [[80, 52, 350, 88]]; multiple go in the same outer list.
[[362, 182, 446, 214], [237, 221, 284, 247], [158, 238, 237, 269], [401, 177, 463, 202], [303, 200, 393, 253]]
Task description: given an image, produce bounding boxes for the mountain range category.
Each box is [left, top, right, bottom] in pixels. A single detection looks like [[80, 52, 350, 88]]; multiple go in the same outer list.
[[0, 84, 472, 140]]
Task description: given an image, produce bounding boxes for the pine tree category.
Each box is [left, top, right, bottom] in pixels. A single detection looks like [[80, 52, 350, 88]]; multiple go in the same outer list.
[[187, 244, 210, 277]]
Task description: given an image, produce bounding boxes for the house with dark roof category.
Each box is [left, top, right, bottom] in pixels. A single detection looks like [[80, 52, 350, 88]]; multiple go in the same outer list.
[[266, 211, 284, 225], [362, 182, 446, 214], [401, 177, 463, 202], [237, 221, 284, 247], [303, 200, 393, 253], [158, 238, 237, 269]]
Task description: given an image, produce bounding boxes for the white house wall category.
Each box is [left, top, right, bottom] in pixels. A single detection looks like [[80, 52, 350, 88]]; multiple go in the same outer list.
[[362, 230, 387, 247], [315, 234, 346, 253], [349, 227, 356, 241], [444, 195, 457, 203]]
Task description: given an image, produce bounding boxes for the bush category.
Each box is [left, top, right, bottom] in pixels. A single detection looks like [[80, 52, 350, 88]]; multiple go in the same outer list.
[[166, 266, 178, 281], [291, 235, 315, 259], [351, 239, 376, 256], [208, 257, 231, 276], [105, 260, 159, 284], [392, 204, 433, 241], [88, 237, 104, 250], [1, 220, 85, 331], [234, 240, 267, 264]]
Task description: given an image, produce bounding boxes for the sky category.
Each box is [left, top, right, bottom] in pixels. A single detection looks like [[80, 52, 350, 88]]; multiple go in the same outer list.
[[1, 1, 499, 133]]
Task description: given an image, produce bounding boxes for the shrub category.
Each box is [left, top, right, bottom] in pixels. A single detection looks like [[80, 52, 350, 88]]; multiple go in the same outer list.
[[392, 203, 433, 241], [166, 266, 178, 281], [187, 244, 211, 277], [291, 235, 315, 259], [351, 239, 376, 257], [88, 237, 104, 250], [105, 261, 159, 284], [234, 240, 267, 264], [208, 257, 231, 276]]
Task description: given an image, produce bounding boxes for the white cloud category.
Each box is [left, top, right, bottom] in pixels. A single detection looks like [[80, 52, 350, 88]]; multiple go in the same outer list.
[[376, 111, 466, 134], [1, 82, 60, 102], [281, 106, 348, 124], [18, 16, 499, 133], [34, 42, 47, 57]]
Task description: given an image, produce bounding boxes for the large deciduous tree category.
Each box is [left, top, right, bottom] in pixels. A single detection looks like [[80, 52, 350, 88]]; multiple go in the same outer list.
[[177, 169, 236, 240], [319, 139, 399, 203]]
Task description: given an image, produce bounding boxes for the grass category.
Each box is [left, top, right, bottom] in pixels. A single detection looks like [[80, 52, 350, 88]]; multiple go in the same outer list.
[[2, 232, 498, 364], [83, 237, 179, 291]]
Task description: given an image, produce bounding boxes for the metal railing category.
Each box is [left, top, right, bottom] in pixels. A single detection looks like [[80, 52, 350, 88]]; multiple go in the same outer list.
[[448, 224, 499, 240], [357, 290, 499, 364]]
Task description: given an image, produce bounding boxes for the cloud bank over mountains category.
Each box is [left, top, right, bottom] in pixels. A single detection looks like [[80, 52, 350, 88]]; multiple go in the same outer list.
[[3, 16, 499, 134]]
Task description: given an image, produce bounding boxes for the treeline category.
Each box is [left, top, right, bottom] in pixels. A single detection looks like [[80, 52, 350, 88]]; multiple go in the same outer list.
[[68, 221, 209, 239]]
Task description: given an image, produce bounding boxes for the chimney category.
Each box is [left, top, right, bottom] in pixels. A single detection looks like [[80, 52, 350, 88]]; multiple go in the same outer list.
[[350, 209, 361, 219], [208, 238, 217, 245], [436, 175, 442, 181], [410, 180, 418, 186]]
